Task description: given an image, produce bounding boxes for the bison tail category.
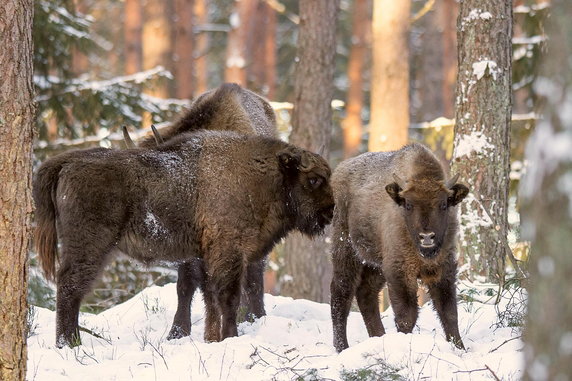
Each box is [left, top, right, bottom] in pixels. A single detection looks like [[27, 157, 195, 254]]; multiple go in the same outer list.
[[32, 160, 62, 283]]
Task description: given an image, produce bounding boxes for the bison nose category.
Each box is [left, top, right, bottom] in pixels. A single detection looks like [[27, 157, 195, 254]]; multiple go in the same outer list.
[[419, 232, 435, 247]]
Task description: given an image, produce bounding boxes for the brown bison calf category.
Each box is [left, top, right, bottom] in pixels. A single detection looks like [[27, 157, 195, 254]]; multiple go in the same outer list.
[[34, 130, 334, 348], [330, 143, 469, 352]]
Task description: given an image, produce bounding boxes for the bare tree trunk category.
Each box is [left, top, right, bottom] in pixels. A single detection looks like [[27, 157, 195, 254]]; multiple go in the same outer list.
[[248, 1, 276, 98], [0, 1, 35, 379], [174, 0, 195, 100], [368, 0, 410, 152], [451, 0, 512, 283], [194, 0, 209, 96], [225, 0, 255, 85], [264, 4, 277, 99], [342, 0, 369, 158], [125, 0, 143, 75], [281, 0, 340, 303], [143, 0, 174, 98], [522, 1, 572, 378], [439, 0, 458, 119]]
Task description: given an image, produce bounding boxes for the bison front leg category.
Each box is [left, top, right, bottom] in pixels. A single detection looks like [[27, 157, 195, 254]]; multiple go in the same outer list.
[[168, 259, 204, 340], [387, 278, 419, 334], [428, 278, 465, 350], [240, 259, 266, 321], [356, 265, 386, 338]]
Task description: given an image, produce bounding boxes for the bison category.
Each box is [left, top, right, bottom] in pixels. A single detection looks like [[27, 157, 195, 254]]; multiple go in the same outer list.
[[34, 129, 334, 348], [131, 83, 278, 340], [329, 143, 469, 352]]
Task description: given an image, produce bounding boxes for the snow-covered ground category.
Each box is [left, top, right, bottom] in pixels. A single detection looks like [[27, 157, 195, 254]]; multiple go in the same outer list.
[[27, 282, 524, 380]]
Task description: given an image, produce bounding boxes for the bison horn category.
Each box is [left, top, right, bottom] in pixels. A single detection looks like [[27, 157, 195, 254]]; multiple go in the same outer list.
[[445, 173, 460, 189], [317, 144, 326, 156], [392, 173, 407, 189], [151, 124, 164, 145], [298, 153, 313, 172], [122, 126, 135, 148]]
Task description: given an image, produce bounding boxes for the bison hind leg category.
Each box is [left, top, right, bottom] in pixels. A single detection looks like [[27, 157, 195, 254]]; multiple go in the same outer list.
[[167, 259, 204, 340], [239, 259, 266, 322], [356, 265, 386, 338]]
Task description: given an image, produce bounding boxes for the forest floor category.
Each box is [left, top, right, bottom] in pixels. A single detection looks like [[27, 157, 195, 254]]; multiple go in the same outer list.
[[27, 281, 524, 380]]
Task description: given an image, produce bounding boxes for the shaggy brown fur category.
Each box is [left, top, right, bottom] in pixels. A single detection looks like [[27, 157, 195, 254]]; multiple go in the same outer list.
[[139, 83, 278, 340], [330, 143, 469, 352], [33, 130, 334, 348]]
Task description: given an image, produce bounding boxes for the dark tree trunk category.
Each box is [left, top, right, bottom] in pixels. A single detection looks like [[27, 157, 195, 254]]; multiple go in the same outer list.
[[342, 0, 369, 158], [451, 0, 512, 283], [0, 1, 35, 380], [281, 0, 340, 303], [522, 1, 572, 378]]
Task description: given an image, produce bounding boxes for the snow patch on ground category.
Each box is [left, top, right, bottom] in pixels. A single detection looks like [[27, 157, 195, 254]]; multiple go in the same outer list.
[[27, 282, 524, 380]]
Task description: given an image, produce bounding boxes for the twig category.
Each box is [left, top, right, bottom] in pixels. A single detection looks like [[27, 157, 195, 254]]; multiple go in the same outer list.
[[78, 325, 112, 344], [489, 335, 522, 353], [485, 364, 502, 381]]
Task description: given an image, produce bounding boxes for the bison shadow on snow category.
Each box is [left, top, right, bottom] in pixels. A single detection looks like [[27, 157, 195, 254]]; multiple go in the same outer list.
[[330, 143, 469, 352], [34, 130, 334, 348]]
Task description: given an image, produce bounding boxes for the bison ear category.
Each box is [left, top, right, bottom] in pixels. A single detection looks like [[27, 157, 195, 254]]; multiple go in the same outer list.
[[448, 183, 469, 207], [277, 148, 301, 172], [386, 183, 405, 206]]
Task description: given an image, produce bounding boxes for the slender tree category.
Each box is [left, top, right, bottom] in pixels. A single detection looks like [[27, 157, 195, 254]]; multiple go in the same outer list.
[[439, 0, 458, 119], [125, 0, 143, 75], [522, 1, 572, 378], [281, 0, 340, 303], [143, 0, 174, 97], [0, 1, 35, 380], [368, 0, 411, 152], [451, 0, 512, 283], [174, 0, 195, 99], [194, 0, 209, 96], [342, 0, 370, 158], [225, 0, 255, 85]]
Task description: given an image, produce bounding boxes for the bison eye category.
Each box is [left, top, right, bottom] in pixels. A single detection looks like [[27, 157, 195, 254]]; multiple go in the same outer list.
[[308, 177, 323, 189]]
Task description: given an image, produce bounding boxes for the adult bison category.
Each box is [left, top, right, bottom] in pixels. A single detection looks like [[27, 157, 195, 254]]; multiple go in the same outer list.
[[330, 143, 469, 352], [34, 130, 334, 347]]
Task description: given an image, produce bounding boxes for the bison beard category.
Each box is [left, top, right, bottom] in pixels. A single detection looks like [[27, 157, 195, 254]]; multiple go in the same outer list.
[[33, 130, 334, 347], [330, 143, 469, 352]]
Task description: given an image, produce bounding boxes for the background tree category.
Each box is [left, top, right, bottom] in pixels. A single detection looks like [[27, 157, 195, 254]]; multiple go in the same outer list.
[[194, 0, 209, 96], [451, 0, 513, 283], [522, 0, 572, 378], [0, 0, 35, 379], [124, 0, 143, 75], [368, 0, 410, 152], [341, 0, 370, 158], [281, 0, 340, 302], [174, 0, 195, 100], [225, 0, 253, 85]]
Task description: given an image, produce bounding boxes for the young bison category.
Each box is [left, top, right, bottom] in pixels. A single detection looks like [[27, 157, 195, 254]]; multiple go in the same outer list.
[[330, 143, 469, 352], [136, 83, 278, 339], [34, 130, 334, 348]]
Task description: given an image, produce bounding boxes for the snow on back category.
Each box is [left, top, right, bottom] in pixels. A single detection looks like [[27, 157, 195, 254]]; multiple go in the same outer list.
[[145, 210, 168, 238], [27, 282, 524, 380]]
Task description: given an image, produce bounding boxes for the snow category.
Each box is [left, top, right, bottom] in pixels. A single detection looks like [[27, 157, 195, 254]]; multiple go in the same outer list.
[[472, 60, 499, 81], [453, 131, 494, 159], [27, 282, 524, 380]]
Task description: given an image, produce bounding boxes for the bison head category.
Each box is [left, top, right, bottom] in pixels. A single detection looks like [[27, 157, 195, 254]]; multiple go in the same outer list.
[[385, 173, 469, 258], [277, 146, 335, 236]]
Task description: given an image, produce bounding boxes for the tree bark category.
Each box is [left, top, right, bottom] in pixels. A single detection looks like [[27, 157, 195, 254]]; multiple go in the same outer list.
[[0, 1, 35, 380], [439, 0, 458, 119], [522, 1, 572, 378], [342, 0, 369, 158], [281, 0, 340, 303], [194, 0, 209, 96], [451, 0, 512, 283], [368, 0, 410, 152], [125, 0, 143, 75], [174, 0, 195, 100]]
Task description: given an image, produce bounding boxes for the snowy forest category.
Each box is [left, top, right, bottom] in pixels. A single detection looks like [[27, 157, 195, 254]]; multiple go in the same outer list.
[[0, 0, 570, 380]]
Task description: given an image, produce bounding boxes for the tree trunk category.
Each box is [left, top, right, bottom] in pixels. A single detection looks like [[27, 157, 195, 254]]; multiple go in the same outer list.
[[174, 0, 195, 100], [264, 5, 277, 100], [194, 0, 209, 96], [143, 0, 174, 98], [522, 1, 572, 378], [225, 0, 255, 85], [368, 0, 410, 152], [125, 0, 143, 75], [0, 1, 35, 380], [281, 0, 340, 303], [248, 1, 276, 98], [439, 0, 458, 119], [451, 0, 512, 283], [342, 0, 369, 158]]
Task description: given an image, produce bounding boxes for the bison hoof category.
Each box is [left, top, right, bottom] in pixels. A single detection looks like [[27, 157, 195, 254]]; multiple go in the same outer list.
[[167, 326, 190, 340]]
